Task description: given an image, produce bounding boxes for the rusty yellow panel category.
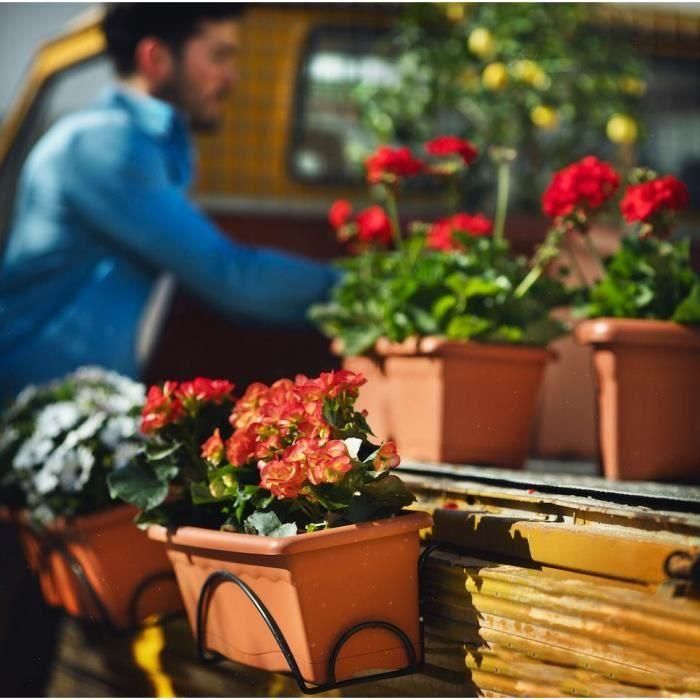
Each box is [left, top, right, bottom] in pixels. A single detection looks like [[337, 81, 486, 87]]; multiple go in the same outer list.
[[420, 548, 700, 697], [469, 667, 574, 698], [0, 16, 104, 163], [466, 648, 692, 698]]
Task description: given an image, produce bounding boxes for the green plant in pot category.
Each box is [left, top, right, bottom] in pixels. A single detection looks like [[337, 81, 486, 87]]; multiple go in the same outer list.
[[109, 370, 431, 685], [309, 137, 571, 467], [0, 367, 181, 628], [570, 167, 700, 481]]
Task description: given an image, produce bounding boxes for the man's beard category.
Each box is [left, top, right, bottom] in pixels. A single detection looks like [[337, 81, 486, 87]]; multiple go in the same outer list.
[[153, 68, 223, 133]]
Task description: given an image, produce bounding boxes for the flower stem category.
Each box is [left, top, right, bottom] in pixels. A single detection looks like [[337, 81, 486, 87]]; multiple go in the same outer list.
[[493, 158, 511, 245], [514, 227, 564, 298], [384, 187, 403, 250]]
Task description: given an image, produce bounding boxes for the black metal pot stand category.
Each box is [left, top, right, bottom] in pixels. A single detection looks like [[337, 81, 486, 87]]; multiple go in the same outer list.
[[195, 542, 446, 695]]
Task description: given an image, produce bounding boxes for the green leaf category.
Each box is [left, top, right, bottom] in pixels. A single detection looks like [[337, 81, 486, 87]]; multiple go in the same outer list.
[[361, 473, 416, 510], [673, 283, 700, 324], [191, 481, 222, 504], [244, 510, 283, 536], [432, 295, 457, 320], [146, 441, 182, 461], [153, 462, 179, 482], [446, 315, 491, 339], [341, 327, 383, 357], [107, 463, 169, 511], [269, 523, 299, 538]]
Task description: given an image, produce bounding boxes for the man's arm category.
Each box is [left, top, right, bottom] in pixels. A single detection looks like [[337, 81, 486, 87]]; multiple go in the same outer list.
[[64, 121, 337, 326]]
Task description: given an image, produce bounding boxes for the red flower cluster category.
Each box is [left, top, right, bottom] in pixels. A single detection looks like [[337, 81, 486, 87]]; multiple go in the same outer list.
[[426, 212, 493, 251], [425, 136, 478, 165], [141, 378, 234, 434], [328, 202, 394, 247], [193, 370, 395, 501], [356, 206, 393, 245], [542, 156, 620, 220], [329, 199, 352, 230], [141, 382, 183, 434], [620, 175, 689, 224], [365, 146, 424, 184]]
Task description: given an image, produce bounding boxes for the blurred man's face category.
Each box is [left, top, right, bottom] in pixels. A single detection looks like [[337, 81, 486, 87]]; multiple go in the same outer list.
[[155, 20, 240, 132]]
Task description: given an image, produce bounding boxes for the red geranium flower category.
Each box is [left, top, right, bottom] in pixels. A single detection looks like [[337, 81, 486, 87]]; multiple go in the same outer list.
[[355, 206, 394, 246], [620, 175, 689, 224], [426, 212, 493, 251], [365, 146, 424, 184], [542, 156, 620, 220], [329, 199, 352, 229], [425, 135, 478, 165]]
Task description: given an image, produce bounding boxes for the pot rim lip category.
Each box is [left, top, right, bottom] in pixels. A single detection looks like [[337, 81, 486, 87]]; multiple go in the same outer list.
[[574, 317, 700, 350], [373, 335, 554, 361], [6, 504, 138, 534], [147, 509, 433, 556]]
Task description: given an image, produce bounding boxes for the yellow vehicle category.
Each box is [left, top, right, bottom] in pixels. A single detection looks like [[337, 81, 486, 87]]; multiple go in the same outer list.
[[1, 6, 699, 697]]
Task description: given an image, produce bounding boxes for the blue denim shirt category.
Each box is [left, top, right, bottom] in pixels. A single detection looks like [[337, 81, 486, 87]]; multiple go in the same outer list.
[[0, 86, 338, 399]]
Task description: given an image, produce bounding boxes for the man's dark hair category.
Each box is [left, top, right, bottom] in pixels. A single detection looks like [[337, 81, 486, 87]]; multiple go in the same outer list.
[[103, 3, 246, 77]]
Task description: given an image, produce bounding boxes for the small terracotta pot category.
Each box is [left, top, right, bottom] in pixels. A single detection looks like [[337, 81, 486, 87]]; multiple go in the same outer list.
[[148, 510, 432, 684], [18, 505, 182, 629], [331, 339, 391, 443], [575, 318, 700, 481], [376, 336, 553, 467]]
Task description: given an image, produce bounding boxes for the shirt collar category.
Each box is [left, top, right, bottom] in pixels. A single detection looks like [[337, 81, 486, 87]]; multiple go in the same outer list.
[[99, 84, 188, 140]]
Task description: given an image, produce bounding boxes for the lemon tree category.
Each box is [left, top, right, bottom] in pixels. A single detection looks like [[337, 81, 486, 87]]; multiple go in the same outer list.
[[355, 3, 646, 209]]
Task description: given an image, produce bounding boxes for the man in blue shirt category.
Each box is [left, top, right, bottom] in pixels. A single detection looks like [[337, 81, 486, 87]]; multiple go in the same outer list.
[[0, 4, 338, 400]]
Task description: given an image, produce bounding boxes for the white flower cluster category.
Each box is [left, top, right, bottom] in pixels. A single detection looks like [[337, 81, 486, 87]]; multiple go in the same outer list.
[[2, 366, 146, 523]]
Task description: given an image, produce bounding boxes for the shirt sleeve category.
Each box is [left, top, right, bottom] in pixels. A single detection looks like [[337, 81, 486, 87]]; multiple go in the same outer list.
[[62, 121, 338, 326]]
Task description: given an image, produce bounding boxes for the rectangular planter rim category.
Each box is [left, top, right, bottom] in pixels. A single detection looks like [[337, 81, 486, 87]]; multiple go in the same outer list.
[[148, 510, 432, 556]]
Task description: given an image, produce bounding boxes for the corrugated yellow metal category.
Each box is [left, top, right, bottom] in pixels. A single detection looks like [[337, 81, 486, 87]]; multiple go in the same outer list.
[[402, 465, 700, 698]]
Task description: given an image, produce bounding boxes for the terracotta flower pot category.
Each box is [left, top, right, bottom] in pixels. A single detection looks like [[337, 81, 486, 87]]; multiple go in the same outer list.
[[18, 505, 182, 629], [575, 318, 700, 481], [331, 339, 391, 443], [148, 510, 432, 685], [376, 336, 553, 467]]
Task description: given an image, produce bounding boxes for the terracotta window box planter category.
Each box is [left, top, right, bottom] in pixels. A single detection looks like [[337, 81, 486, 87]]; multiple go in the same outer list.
[[16, 504, 182, 630], [366, 336, 552, 468], [575, 318, 700, 481], [148, 510, 432, 685]]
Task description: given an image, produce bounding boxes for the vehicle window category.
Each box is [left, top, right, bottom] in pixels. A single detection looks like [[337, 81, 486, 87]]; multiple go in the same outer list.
[[640, 56, 700, 209], [0, 55, 113, 247], [288, 26, 396, 185]]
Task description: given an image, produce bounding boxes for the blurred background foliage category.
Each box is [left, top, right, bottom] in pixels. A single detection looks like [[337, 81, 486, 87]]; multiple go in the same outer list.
[[352, 3, 647, 211]]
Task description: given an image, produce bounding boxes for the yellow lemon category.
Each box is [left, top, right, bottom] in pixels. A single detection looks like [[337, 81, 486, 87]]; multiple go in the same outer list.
[[606, 113, 638, 144], [619, 76, 647, 97], [444, 2, 466, 22], [482, 62, 508, 91], [513, 59, 547, 89], [468, 27, 495, 58], [530, 105, 559, 130]]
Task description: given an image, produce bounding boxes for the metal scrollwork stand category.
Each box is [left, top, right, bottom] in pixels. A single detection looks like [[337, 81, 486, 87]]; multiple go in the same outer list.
[[195, 542, 447, 695]]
